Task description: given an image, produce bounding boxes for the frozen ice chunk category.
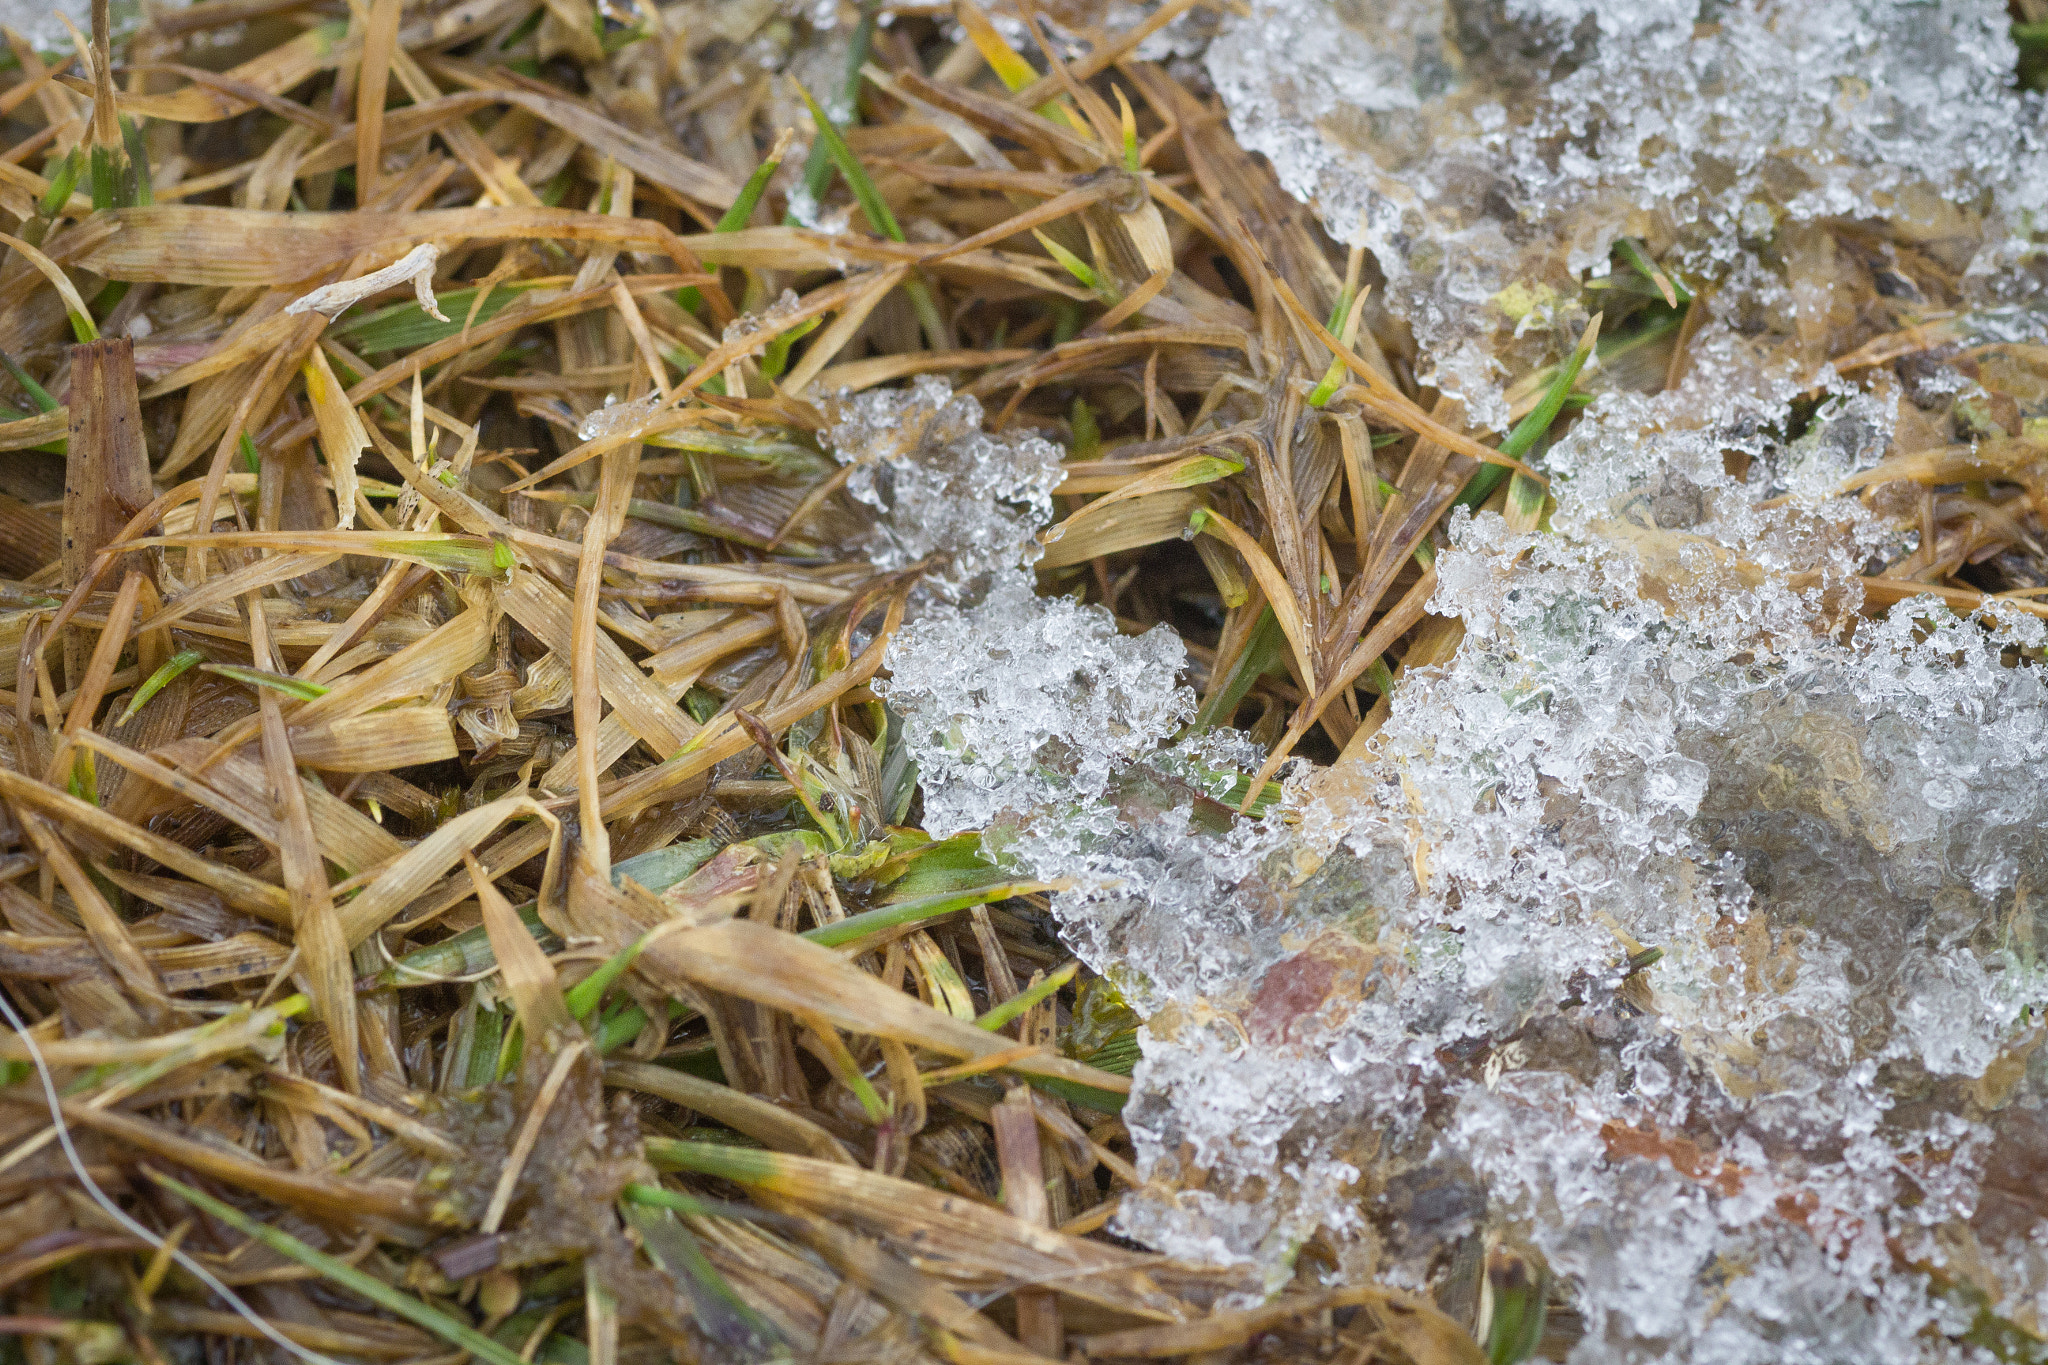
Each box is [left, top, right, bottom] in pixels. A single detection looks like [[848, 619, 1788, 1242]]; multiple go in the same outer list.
[[1208, 0, 2045, 420], [1104, 509, 2048, 1352], [823, 377, 1066, 601], [876, 577, 1193, 836], [575, 393, 667, 443], [721, 288, 804, 346]]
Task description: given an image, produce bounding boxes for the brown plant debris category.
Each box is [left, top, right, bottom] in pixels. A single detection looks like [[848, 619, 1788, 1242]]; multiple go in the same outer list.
[[1, 2, 2045, 1364]]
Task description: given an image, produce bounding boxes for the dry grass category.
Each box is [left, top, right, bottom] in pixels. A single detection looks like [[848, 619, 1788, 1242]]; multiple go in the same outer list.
[[0, 1, 2044, 1362]]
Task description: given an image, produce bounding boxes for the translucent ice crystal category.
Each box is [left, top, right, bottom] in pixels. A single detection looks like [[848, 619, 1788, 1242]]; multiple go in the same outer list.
[[1113, 509, 2048, 1354], [1208, 0, 2047, 423], [576, 393, 667, 443], [822, 377, 1066, 601], [874, 577, 1193, 837], [854, 13, 2048, 1357]]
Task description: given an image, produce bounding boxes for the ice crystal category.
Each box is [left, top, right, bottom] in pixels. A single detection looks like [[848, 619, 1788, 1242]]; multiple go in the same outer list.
[[575, 393, 666, 443], [1208, 0, 2048, 424], [875, 577, 1192, 837], [861, 9, 2048, 1357], [822, 377, 1066, 601], [1112, 513, 2048, 1355], [720, 288, 803, 345]]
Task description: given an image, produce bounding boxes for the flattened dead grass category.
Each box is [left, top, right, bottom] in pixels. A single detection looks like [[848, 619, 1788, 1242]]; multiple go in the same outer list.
[[1, 2, 2044, 1362]]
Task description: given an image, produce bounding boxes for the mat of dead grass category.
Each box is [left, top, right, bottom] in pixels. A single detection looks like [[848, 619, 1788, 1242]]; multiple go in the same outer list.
[[1, 1, 2045, 1362]]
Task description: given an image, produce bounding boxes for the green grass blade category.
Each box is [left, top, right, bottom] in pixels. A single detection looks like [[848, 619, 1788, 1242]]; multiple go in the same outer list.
[[542, 492, 821, 555], [466, 1005, 504, 1088], [0, 347, 58, 413], [1069, 397, 1100, 457], [68, 751, 97, 805], [119, 650, 205, 725], [1484, 1249, 1550, 1364], [715, 135, 791, 233], [148, 1171, 529, 1365], [1082, 1031, 1139, 1076], [1615, 236, 1685, 305], [39, 148, 80, 217], [1456, 315, 1601, 509], [791, 78, 903, 243], [619, 1203, 786, 1355], [1160, 455, 1245, 487], [800, 880, 1052, 948], [380, 842, 718, 988], [644, 1138, 787, 1184], [759, 315, 820, 379], [119, 117, 153, 208], [1032, 229, 1115, 303], [593, 998, 689, 1056], [201, 664, 330, 701], [622, 1184, 777, 1224], [787, 2, 877, 223], [1307, 286, 1355, 407], [1191, 608, 1284, 732], [89, 144, 119, 213], [975, 960, 1077, 1032], [1019, 1072, 1127, 1113], [565, 932, 652, 1024], [332, 283, 538, 353]]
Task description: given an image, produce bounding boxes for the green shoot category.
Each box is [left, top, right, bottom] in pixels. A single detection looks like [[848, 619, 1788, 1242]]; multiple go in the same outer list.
[[619, 1202, 786, 1356], [976, 961, 1078, 1032], [1615, 236, 1686, 307], [89, 145, 118, 212], [564, 932, 653, 1024], [1192, 609, 1285, 733], [1483, 1246, 1550, 1365], [791, 79, 902, 243], [1306, 286, 1356, 407], [119, 120, 152, 207], [1457, 314, 1602, 509], [786, 1, 876, 225], [715, 127, 794, 233], [119, 650, 205, 725], [40, 148, 81, 217], [367, 534, 517, 578], [1114, 84, 1140, 171], [800, 880, 1054, 949], [67, 752, 97, 806], [1033, 229, 1117, 304], [332, 282, 540, 354], [149, 1171, 531, 1365], [789, 77, 947, 349], [759, 315, 820, 379], [1052, 299, 1082, 344], [1070, 396, 1100, 458], [0, 348, 58, 413], [621, 1184, 772, 1223], [200, 664, 330, 702]]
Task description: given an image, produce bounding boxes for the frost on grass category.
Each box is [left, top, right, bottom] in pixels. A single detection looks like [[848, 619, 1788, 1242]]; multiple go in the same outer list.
[[863, 327, 2048, 1365], [867, 388, 2048, 1355], [1114, 503, 2048, 1353], [857, 8, 2048, 1355], [823, 377, 1066, 601], [1208, 0, 2048, 425], [876, 577, 1192, 837]]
